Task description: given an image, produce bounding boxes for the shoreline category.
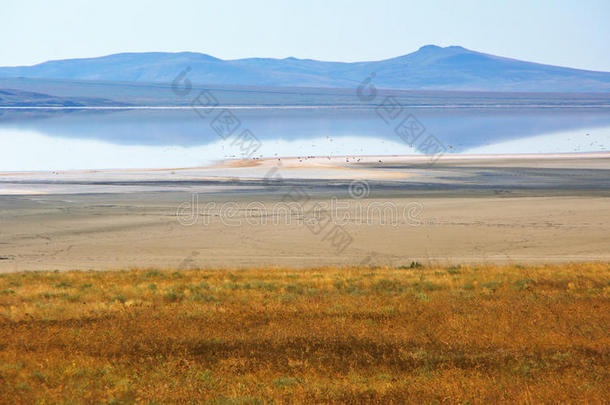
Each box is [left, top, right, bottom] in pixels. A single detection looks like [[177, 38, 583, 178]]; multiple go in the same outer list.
[[1, 151, 609, 196], [1, 151, 609, 177], [1, 151, 609, 271]]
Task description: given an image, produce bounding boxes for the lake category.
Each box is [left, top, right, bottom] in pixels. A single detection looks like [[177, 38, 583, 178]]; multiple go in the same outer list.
[[1, 107, 609, 171]]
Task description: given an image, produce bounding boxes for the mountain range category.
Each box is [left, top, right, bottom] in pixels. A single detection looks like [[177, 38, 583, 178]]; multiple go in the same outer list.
[[1, 45, 610, 92]]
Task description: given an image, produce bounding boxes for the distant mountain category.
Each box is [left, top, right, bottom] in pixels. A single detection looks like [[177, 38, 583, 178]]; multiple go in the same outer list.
[[1, 45, 610, 92]]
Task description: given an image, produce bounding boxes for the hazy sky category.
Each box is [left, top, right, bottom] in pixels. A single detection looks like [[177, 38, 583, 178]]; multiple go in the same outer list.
[[2, 0, 609, 71]]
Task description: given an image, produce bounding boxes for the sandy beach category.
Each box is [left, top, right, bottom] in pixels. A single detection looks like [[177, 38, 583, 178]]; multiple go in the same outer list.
[[1, 152, 609, 272]]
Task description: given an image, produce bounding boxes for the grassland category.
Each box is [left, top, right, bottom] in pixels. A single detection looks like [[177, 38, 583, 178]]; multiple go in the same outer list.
[[0, 263, 608, 403]]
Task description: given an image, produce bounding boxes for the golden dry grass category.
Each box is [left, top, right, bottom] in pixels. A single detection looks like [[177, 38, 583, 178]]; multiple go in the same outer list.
[[0, 263, 609, 403]]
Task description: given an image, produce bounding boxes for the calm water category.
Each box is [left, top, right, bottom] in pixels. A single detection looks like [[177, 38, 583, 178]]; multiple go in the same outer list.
[[1, 107, 610, 170]]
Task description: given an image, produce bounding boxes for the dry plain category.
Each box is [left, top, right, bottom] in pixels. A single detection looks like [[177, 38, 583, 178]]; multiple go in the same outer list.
[[1, 154, 610, 271]]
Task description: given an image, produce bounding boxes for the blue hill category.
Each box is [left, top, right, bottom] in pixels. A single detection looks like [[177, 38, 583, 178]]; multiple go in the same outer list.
[[1, 45, 610, 92]]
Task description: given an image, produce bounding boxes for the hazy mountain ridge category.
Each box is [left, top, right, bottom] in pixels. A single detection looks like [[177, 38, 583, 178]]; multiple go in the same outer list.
[[3, 77, 610, 109], [2, 45, 610, 92]]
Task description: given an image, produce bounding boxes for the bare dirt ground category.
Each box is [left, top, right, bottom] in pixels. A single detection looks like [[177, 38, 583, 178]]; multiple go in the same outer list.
[[1, 154, 609, 272]]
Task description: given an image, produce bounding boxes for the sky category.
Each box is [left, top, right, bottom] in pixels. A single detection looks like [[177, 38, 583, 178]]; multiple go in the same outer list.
[[1, 0, 609, 72]]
